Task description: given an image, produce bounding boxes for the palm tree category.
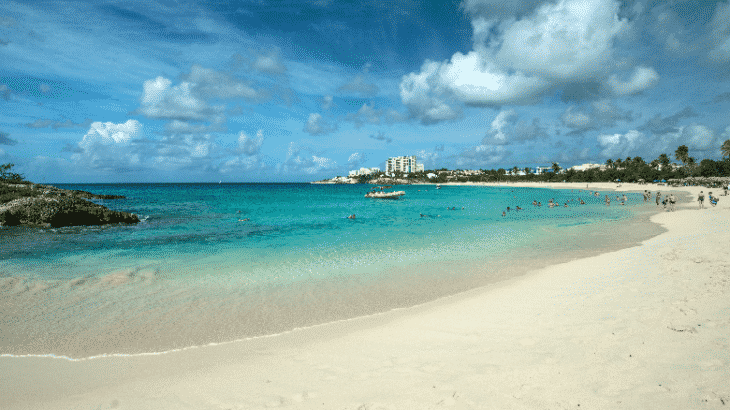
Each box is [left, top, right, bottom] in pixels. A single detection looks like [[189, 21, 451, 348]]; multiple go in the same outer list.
[[523, 167, 531, 175], [605, 158, 614, 169], [551, 162, 561, 174], [675, 145, 689, 166], [650, 159, 659, 169], [658, 153, 670, 169], [615, 158, 623, 169], [722, 139, 730, 159], [512, 166, 520, 176]]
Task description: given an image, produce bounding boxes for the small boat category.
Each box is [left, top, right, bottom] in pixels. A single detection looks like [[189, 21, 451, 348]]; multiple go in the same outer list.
[[436, 184, 441, 189], [365, 190, 405, 199]]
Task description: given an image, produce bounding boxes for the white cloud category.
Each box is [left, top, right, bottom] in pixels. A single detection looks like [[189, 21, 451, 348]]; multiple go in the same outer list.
[[604, 66, 660, 96], [137, 76, 222, 121], [347, 152, 367, 168], [463, 0, 544, 19], [303, 113, 338, 136], [136, 66, 268, 122], [73, 120, 144, 172], [597, 129, 645, 158], [682, 124, 715, 151], [338, 73, 379, 96], [400, 0, 659, 124], [237, 130, 264, 156], [279, 142, 338, 175], [482, 110, 548, 145]]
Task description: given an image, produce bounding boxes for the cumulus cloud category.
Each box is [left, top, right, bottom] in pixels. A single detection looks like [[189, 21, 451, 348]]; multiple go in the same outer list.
[[604, 66, 660, 96], [237, 130, 264, 156], [73, 120, 145, 172], [303, 113, 338, 136], [400, 0, 659, 124], [482, 110, 548, 145], [135, 65, 267, 122], [279, 142, 338, 175], [682, 124, 716, 151], [597, 129, 645, 158], [0, 131, 18, 146], [369, 131, 392, 144], [136, 76, 223, 121]]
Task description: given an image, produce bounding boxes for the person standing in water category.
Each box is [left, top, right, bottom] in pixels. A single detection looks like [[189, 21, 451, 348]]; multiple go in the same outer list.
[[656, 191, 661, 206]]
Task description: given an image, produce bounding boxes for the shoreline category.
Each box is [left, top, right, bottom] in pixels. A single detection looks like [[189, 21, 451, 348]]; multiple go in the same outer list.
[[2, 182, 728, 408]]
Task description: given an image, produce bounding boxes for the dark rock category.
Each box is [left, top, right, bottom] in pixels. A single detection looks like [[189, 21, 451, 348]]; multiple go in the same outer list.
[[0, 184, 138, 228]]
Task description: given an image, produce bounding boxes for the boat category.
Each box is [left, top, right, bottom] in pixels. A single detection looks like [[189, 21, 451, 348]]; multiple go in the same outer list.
[[436, 184, 441, 189], [365, 190, 405, 199]]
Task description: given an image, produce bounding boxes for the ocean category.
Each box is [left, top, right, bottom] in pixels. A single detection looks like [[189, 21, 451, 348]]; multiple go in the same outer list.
[[0, 183, 663, 359]]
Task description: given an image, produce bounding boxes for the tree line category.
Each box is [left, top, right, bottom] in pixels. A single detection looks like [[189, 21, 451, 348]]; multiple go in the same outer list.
[[357, 141, 730, 184]]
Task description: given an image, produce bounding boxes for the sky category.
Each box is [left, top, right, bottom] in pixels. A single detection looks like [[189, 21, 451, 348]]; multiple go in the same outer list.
[[1, 0, 729, 183]]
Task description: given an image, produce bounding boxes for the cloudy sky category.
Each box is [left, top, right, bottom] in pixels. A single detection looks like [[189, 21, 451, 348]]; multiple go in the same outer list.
[[1, 0, 729, 182]]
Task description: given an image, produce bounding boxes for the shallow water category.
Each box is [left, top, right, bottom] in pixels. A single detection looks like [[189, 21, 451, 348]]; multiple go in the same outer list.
[[0, 184, 663, 358]]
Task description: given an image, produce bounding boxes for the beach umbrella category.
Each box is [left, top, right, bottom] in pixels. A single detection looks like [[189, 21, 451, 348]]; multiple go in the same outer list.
[[661, 179, 666, 182], [653, 179, 658, 182]]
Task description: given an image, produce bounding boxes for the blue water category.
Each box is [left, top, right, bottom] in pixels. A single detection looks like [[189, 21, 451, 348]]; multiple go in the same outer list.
[[0, 183, 661, 358]]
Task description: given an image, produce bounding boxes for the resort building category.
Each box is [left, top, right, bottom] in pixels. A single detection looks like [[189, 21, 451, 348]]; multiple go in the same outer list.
[[533, 166, 553, 175], [348, 167, 381, 177], [386, 156, 424, 175]]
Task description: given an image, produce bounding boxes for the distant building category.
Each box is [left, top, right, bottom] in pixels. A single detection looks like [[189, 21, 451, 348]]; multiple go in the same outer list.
[[348, 167, 380, 177], [533, 166, 553, 175], [386, 156, 423, 175]]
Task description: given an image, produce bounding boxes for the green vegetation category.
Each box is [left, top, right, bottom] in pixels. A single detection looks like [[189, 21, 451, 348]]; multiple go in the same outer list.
[[0, 163, 25, 183]]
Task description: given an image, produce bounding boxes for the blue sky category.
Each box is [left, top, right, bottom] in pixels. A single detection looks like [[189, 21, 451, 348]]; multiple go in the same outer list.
[[1, 0, 729, 182]]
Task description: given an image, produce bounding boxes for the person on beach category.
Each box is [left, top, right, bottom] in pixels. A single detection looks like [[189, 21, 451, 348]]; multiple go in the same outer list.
[[669, 193, 677, 211], [710, 193, 719, 207], [605, 195, 610, 206], [698, 191, 705, 209], [656, 191, 661, 206], [622, 194, 627, 202]]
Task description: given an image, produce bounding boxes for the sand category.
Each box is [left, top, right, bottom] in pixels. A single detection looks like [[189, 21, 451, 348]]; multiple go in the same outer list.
[[2, 182, 729, 409]]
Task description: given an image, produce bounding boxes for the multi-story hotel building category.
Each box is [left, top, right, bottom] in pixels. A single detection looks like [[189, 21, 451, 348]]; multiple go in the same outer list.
[[386, 156, 424, 174]]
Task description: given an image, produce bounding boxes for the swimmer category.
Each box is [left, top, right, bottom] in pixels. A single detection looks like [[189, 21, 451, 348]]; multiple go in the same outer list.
[[502, 211, 506, 217], [348, 214, 356, 219], [516, 206, 522, 210]]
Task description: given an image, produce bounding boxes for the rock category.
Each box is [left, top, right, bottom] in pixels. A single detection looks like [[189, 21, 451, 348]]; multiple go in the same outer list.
[[0, 183, 139, 228]]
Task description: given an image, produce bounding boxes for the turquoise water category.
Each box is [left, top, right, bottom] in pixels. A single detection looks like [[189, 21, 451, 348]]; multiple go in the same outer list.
[[0, 184, 661, 358]]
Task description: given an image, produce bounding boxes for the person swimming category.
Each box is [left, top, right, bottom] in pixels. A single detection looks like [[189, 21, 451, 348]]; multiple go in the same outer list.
[[348, 214, 356, 219]]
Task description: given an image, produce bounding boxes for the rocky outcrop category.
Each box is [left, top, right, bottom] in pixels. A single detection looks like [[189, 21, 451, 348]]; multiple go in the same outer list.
[[0, 183, 139, 228]]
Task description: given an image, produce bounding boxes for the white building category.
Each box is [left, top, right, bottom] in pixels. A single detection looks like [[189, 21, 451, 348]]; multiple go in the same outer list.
[[533, 166, 553, 175], [348, 167, 381, 177], [386, 156, 423, 174]]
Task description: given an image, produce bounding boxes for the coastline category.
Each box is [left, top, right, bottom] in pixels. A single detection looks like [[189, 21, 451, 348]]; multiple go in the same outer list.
[[2, 182, 728, 409]]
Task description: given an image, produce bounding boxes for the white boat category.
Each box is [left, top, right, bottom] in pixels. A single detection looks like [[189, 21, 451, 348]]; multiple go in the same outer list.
[[365, 190, 405, 199], [436, 184, 441, 189]]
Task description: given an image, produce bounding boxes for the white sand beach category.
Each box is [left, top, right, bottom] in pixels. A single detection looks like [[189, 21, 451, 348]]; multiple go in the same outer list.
[[2, 182, 729, 409]]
